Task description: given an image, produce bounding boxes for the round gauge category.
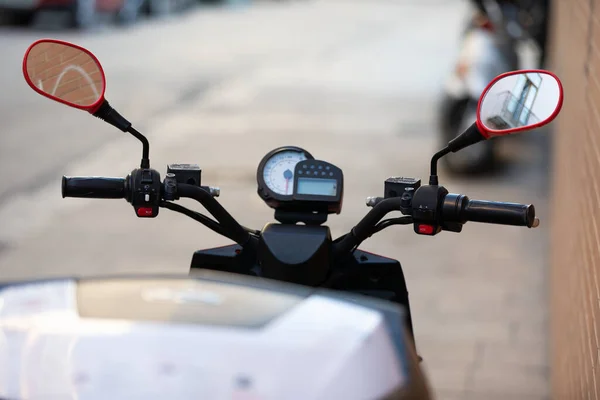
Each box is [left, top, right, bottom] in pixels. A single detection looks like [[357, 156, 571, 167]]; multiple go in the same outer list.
[[257, 146, 314, 205]]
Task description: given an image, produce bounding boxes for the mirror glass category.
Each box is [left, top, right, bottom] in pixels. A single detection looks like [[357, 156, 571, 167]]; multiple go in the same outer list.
[[478, 72, 561, 133], [24, 41, 105, 108]]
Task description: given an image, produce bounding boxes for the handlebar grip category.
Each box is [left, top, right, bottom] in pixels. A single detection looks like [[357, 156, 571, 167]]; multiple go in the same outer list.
[[462, 199, 535, 227], [62, 176, 126, 199]]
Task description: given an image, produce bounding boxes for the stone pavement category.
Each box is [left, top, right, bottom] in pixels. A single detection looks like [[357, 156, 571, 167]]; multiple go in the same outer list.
[[0, 1, 550, 398]]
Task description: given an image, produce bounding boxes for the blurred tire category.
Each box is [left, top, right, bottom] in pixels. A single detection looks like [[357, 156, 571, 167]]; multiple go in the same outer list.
[[0, 9, 35, 25], [439, 96, 496, 175]]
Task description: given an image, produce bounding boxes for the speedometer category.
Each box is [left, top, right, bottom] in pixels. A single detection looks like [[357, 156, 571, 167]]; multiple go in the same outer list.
[[257, 146, 314, 207], [263, 151, 307, 195]]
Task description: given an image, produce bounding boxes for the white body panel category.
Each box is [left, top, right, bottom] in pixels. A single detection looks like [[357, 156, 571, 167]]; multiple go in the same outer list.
[[0, 278, 407, 400], [444, 28, 517, 100]]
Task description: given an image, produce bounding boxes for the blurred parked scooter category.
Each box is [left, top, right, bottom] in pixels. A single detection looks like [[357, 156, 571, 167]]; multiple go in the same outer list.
[[438, 0, 550, 175]]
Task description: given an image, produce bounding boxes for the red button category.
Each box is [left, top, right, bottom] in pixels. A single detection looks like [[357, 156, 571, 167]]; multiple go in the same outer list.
[[137, 207, 154, 217], [418, 224, 434, 234]]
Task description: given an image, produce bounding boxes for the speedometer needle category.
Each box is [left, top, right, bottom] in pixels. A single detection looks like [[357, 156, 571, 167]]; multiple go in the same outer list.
[[283, 169, 293, 195]]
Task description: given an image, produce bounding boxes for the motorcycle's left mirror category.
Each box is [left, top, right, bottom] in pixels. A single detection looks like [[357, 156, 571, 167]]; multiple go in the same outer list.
[[23, 39, 106, 112]]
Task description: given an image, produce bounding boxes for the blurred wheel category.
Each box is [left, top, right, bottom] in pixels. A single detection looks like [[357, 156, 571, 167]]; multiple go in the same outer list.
[[440, 97, 496, 175]]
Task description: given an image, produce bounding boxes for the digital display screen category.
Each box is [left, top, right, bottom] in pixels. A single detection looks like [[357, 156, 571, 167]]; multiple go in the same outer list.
[[296, 177, 338, 197]]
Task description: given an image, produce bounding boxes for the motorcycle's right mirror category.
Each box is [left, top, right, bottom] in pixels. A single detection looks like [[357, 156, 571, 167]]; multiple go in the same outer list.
[[476, 70, 564, 137], [433, 70, 563, 184]]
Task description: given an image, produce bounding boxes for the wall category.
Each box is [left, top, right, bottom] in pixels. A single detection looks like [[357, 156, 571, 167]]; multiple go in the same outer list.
[[25, 42, 104, 107], [550, 0, 600, 397]]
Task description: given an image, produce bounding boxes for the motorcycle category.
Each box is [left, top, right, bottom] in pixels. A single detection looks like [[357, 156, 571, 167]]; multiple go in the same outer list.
[[438, 0, 548, 175], [4, 39, 563, 399]]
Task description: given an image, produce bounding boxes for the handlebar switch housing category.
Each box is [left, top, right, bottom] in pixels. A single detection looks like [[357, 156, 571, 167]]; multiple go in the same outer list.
[[129, 168, 162, 218], [411, 185, 448, 236]]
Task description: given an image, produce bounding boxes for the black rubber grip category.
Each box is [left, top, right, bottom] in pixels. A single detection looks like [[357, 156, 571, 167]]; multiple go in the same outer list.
[[462, 199, 535, 227], [62, 176, 126, 199]]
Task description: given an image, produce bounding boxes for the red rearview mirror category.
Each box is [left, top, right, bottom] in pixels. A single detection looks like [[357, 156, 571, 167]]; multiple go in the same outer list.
[[476, 69, 563, 138], [22, 39, 106, 113]]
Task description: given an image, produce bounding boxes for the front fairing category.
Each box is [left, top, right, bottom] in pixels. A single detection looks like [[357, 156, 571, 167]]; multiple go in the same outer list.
[[0, 274, 429, 400], [191, 244, 418, 358]]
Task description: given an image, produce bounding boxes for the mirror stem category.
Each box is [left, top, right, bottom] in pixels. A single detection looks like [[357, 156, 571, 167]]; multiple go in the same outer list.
[[428, 124, 485, 185], [93, 100, 131, 131], [93, 100, 151, 169], [429, 146, 450, 185], [447, 122, 485, 153], [128, 126, 150, 169]]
